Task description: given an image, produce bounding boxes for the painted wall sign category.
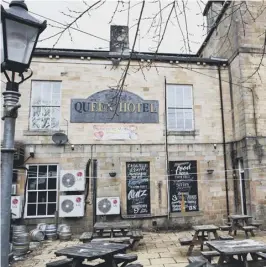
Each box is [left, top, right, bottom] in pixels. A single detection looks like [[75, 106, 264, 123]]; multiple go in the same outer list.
[[93, 125, 138, 140], [169, 161, 199, 213], [126, 162, 151, 217], [71, 89, 159, 123]]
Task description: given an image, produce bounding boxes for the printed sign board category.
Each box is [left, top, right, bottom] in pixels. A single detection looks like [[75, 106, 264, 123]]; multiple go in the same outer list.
[[71, 89, 159, 123], [169, 161, 199, 213], [126, 162, 151, 217]]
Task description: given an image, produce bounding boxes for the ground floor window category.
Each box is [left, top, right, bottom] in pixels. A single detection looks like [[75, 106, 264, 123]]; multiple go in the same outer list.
[[26, 164, 58, 217]]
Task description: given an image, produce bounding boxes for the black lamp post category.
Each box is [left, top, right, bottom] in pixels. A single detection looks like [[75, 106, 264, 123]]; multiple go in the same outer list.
[[1, 1, 46, 266]]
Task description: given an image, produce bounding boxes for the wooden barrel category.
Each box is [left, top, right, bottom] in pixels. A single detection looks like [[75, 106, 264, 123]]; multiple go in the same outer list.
[[12, 233, 29, 256], [29, 229, 45, 242], [45, 224, 57, 240]]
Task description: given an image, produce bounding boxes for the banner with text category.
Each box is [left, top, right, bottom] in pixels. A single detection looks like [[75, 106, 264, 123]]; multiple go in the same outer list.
[[93, 125, 138, 140]]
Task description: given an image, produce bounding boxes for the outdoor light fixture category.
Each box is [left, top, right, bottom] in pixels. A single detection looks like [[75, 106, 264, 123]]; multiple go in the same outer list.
[[1, 0, 47, 73], [1, 2, 47, 267]]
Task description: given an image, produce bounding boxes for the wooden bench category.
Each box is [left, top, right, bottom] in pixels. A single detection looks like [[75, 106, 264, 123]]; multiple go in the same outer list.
[[126, 264, 143, 267], [114, 254, 137, 267], [201, 251, 220, 263], [219, 225, 232, 231], [91, 237, 131, 244], [219, 234, 234, 240], [79, 232, 93, 243], [249, 222, 262, 229], [242, 226, 256, 238], [188, 256, 209, 263], [46, 259, 73, 267], [255, 252, 266, 259], [179, 237, 193, 246], [130, 230, 143, 250]]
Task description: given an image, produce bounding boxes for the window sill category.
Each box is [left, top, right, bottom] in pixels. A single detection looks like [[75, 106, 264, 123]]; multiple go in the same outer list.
[[164, 130, 199, 136], [170, 211, 203, 217], [23, 130, 64, 136]]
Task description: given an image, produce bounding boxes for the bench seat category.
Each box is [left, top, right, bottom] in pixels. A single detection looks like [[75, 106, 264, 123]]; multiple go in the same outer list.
[[255, 252, 266, 259], [91, 237, 131, 244], [219, 234, 234, 240], [126, 264, 143, 267], [219, 225, 232, 231], [79, 232, 93, 243], [188, 255, 208, 263], [46, 259, 73, 267], [179, 237, 193, 246], [201, 251, 220, 263]]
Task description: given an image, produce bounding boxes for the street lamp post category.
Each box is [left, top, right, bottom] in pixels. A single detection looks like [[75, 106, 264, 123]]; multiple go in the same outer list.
[[1, 1, 46, 266]]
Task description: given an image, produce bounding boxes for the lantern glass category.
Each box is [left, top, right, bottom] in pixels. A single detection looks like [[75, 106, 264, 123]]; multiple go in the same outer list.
[[5, 18, 39, 65]]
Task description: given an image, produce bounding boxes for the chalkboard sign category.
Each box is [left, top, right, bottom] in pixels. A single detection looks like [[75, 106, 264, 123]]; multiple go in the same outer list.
[[126, 162, 151, 217], [169, 161, 199, 213]]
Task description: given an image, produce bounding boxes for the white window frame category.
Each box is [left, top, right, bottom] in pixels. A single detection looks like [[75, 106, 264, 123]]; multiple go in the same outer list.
[[166, 84, 194, 131], [25, 164, 59, 218], [29, 80, 61, 131]]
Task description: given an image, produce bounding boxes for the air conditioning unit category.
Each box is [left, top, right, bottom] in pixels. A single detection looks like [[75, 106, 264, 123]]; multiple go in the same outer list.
[[11, 196, 22, 219], [11, 184, 17, 195], [96, 197, 120, 215], [60, 170, 85, 191], [59, 195, 84, 217]]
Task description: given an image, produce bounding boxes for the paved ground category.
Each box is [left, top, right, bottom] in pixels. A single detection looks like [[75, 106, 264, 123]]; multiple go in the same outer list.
[[12, 229, 266, 267]]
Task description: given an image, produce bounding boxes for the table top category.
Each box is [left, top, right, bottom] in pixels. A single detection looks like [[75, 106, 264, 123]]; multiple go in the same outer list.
[[94, 222, 131, 230], [55, 242, 129, 260], [207, 239, 266, 255], [193, 225, 219, 231], [229, 214, 253, 220]]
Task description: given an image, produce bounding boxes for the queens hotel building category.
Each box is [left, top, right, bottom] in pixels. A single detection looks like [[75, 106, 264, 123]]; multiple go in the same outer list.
[[3, 1, 266, 232]]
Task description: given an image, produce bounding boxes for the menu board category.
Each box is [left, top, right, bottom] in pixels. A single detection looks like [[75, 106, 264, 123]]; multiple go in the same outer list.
[[126, 162, 151, 217], [169, 161, 199, 213]]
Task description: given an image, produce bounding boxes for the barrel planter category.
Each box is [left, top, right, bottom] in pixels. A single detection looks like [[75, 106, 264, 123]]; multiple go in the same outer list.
[[12, 233, 30, 256], [30, 229, 45, 242], [45, 224, 57, 240]]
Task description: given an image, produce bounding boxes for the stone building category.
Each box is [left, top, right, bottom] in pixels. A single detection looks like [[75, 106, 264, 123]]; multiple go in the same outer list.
[[3, 1, 266, 232]]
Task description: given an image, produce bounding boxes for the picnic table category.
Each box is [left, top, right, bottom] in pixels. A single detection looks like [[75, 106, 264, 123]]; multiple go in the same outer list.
[[206, 239, 266, 267], [54, 242, 130, 267], [228, 214, 253, 236], [94, 222, 131, 238], [187, 225, 220, 256]]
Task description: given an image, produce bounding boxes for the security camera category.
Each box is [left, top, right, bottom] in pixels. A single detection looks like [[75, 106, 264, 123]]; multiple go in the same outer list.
[[71, 144, 75, 151], [213, 144, 217, 149]]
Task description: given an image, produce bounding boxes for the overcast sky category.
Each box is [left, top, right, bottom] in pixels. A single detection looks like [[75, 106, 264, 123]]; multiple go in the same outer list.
[[3, 0, 208, 54]]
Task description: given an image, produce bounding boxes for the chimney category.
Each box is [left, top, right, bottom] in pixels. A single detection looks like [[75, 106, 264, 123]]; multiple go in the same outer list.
[[109, 25, 129, 56], [203, 1, 225, 32]]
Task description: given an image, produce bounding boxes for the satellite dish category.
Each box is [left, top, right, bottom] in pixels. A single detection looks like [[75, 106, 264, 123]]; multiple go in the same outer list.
[[52, 132, 68, 145]]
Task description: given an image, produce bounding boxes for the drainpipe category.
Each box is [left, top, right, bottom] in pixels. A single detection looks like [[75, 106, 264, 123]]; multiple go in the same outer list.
[[92, 159, 98, 226], [218, 66, 230, 218], [164, 77, 170, 220]]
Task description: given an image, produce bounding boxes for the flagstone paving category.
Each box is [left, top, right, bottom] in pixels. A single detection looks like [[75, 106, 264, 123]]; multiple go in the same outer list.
[[11, 230, 266, 267]]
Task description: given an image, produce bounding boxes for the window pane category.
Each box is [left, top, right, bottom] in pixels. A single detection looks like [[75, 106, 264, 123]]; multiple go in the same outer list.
[[31, 82, 42, 105], [168, 109, 176, 129], [27, 204, 36, 216], [28, 178, 37, 190], [183, 86, 192, 108], [174, 87, 183, 107], [31, 107, 42, 129], [48, 178, 57, 190], [48, 191, 57, 202], [167, 86, 175, 107], [39, 166, 47, 177], [38, 178, 47, 190], [37, 204, 46, 216], [28, 192, 37, 203], [38, 191, 47, 203], [28, 166, 37, 178], [48, 165, 57, 178], [51, 107, 60, 129], [47, 203, 56, 215], [41, 83, 52, 106]]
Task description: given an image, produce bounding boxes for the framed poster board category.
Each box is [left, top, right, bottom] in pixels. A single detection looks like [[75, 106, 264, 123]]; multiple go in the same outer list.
[[126, 162, 151, 217], [169, 161, 199, 212]]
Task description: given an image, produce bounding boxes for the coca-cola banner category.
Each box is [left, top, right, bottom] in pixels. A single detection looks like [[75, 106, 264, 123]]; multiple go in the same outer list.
[[169, 161, 199, 213], [126, 162, 151, 217]]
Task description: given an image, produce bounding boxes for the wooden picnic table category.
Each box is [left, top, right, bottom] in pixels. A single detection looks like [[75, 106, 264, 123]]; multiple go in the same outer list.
[[206, 239, 266, 267], [228, 214, 253, 236], [94, 222, 131, 237], [54, 242, 130, 267], [187, 225, 219, 256]]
